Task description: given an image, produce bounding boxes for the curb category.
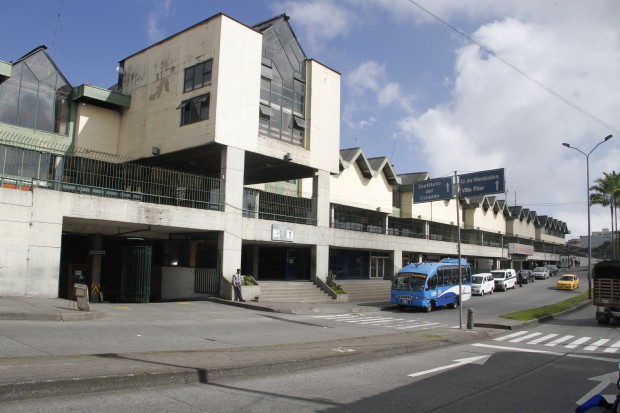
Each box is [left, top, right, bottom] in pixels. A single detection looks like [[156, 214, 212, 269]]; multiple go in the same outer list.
[[0, 311, 105, 322], [475, 299, 592, 330]]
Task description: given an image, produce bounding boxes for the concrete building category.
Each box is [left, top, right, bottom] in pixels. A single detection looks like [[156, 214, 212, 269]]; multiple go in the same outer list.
[[0, 13, 568, 303]]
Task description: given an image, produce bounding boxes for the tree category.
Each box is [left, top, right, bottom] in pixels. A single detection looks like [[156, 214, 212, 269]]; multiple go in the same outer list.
[[590, 171, 620, 260]]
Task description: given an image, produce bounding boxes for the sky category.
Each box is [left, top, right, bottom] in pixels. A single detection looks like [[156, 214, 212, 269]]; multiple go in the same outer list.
[[2, 0, 620, 240]]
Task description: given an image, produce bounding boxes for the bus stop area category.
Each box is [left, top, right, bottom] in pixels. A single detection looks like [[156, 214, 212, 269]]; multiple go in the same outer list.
[[0, 296, 515, 403]]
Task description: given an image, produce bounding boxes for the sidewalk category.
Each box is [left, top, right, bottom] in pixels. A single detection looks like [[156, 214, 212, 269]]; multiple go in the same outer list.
[[0, 295, 566, 402]]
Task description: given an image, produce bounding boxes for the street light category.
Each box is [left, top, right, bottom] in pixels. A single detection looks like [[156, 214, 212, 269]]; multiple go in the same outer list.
[[562, 134, 613, 299]]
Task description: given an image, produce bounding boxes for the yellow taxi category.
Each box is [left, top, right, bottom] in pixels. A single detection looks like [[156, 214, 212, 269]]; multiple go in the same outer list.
[[556, 274, 579, 290]]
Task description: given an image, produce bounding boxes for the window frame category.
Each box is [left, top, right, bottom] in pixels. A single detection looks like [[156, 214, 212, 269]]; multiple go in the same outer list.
[[178, 93, 210, 126], [183, 59, 213, 93]]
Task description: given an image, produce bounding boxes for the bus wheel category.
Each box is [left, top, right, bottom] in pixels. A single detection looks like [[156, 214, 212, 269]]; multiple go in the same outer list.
[[424, 303, 432, 313]]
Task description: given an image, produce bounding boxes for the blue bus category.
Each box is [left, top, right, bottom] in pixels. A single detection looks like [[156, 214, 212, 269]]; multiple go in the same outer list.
[[390, 258, 472, 312]]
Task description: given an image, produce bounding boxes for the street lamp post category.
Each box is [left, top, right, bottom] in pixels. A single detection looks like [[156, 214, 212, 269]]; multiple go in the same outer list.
[[562, 134, 613, 299]]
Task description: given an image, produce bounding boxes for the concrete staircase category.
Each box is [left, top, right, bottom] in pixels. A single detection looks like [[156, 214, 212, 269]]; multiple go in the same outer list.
[[257, 281, 335, 303], [337, 279, 392, 303]]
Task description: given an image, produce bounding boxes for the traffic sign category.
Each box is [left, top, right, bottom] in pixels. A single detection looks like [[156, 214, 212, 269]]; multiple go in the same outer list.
[[413, 177, 453, 203], [458, 168, 505, 197]]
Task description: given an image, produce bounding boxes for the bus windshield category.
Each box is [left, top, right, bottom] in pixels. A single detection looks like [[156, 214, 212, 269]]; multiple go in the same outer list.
[[392, 273, 426, 292]]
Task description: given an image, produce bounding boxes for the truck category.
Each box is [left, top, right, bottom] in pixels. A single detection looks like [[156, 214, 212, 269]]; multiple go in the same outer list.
[[593, 261, 620, 324]]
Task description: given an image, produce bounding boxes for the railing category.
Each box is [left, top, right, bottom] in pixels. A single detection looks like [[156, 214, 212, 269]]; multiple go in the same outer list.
[[194, 267, 219, 294], [243, 186, 315, 225], [332, 204, 385, 233], [0, 143, 224, 211]]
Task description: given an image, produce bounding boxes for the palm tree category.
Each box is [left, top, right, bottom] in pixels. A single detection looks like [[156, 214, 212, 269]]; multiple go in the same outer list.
[[590, 171, 620, 260]]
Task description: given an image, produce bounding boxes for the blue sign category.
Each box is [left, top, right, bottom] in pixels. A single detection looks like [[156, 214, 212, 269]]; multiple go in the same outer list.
[[413, 177, 453, 203], [459, 168, 505, 197]]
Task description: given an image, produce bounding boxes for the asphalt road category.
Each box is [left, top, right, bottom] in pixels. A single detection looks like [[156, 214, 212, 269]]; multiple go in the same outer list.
[[2, 304, 617, 413]]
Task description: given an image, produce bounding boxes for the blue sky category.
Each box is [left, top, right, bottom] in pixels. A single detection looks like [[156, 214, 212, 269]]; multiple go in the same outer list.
[[3, 0, 620, 239]]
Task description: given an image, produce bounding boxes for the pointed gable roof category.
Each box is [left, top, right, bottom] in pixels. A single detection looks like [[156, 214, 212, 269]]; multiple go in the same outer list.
[[338, 148, 400, 184], [367, 156, 399, 184], [398, 172, 430, 186]]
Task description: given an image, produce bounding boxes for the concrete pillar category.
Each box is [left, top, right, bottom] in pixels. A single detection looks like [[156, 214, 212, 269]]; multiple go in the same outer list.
[[88, 234, 103, 303], [391, 250, 402, 277], [312, 170, 330, 228], [219, 146, 244, 291], [311, 244, 330, 282]]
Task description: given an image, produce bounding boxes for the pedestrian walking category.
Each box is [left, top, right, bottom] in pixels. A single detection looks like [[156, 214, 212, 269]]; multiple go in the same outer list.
[[232, 269, 245, 302], [517, 271, 523, 287]]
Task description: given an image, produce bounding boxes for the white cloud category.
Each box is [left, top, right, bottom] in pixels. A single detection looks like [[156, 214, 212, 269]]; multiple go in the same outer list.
[[147, 0, 173, 42], [346, 61, 415, 114], [394, 1, 620, 237], [271, 0, 353, 50]]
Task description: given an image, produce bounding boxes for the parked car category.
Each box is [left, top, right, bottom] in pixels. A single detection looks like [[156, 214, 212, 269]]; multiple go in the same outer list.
[[518, 270, 534, 284], [556, 274, 579, 290], [545, 265, 559, 277], [472, 273, 495, 295], [532, 266, 550, 280], [491, 269, 517, 291]]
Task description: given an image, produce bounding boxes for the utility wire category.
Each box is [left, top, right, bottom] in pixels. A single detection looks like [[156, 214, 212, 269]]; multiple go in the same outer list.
[[406, 0, 620, 135]]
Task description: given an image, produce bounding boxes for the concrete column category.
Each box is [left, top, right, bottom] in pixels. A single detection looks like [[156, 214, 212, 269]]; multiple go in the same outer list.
[[311, 244, 330, 282], [391, 250, 402, 277], [312, 170, 330, 228], [219, 146, 244, 291], [88, 234, 103, 303]]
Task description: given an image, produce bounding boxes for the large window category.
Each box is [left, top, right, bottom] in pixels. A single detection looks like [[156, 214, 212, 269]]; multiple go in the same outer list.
[[183, 60, 213, 93], [177, 93, 210, 126], [257, 19, 306, 147], [0, 49, 71, 135]]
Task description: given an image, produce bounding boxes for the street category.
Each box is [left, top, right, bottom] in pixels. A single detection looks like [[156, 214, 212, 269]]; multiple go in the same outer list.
[[2, 304, 618, 412]]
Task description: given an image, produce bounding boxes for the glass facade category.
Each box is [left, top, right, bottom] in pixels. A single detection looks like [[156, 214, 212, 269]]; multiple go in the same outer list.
[[258, 19, 306, 147], [0, 50, 71, 135]]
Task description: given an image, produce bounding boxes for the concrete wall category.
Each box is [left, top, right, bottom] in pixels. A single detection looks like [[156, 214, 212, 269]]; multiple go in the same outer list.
[[307, 60, 340, 174], [160, 266, 211, 300], [117, 15, 226, 158], [463, 206, 506, 234], [507, 217, 536, 239], [74, 104, 121, 156], [0, 187, 227, 297], [0, 188, 62, 297], [411, 198, 459, 226], [330, 161, 393, 212]]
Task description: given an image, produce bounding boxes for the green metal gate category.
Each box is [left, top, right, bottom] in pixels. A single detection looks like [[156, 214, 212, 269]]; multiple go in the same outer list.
[[120, 246, 152, 303]]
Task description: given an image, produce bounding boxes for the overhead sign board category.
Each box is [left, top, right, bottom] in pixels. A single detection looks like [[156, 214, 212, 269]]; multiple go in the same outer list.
[[413, 177, 453, 203], [459, 168, 505, 197]]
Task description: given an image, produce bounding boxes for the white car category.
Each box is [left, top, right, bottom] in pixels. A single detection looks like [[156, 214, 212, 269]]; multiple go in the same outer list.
[[472, 273, 494, 296], [491, 269, 517, 291], [532, 267, 550, 280]]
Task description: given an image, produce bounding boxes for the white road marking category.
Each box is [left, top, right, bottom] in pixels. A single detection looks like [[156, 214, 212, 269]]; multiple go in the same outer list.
[[604, 339, 620, 353], [565, 337, 591, 349], [509, 332, 543, 343], [545, 335, 574, 346], [493, 330, 530, 341], [528, 333, 558, 345], [584, 339, 610, 352]]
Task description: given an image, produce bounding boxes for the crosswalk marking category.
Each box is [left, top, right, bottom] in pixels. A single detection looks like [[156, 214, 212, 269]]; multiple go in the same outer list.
[[529, 333, 558, 345], [584, 339, 610, 351], [604, 339, 620, 353], [565, 337, 591, 349], [494, 331, 620, 353], [509, 332, 543, 343], [395, 322, 440, 330], [311, 314, 445, 330], [545, 335, 574, 346], [493, 330, 530, 341]]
